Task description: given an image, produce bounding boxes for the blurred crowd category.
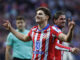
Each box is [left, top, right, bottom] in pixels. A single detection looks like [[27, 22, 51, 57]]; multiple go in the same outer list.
[[0, 0, 80, 60]]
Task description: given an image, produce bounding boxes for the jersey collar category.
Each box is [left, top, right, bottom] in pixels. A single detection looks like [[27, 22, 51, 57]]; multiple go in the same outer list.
[[38, 24, 49, 31]]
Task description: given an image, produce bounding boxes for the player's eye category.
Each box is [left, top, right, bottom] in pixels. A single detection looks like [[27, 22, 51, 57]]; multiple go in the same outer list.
[[60, 18, 66, 20], [38, 13, 43, 15]]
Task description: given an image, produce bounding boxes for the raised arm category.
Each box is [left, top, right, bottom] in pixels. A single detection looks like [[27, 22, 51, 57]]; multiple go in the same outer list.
[[3, 20, 31, 42], [58, 20, 75, 42]]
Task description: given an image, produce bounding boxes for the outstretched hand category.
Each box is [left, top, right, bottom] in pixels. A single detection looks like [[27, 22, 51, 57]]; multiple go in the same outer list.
[[70, 47, 80, 55], [2, 20, 11, 30]]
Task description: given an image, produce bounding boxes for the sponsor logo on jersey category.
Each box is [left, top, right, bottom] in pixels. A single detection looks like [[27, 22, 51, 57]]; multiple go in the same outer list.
[[36, 40, 40, 50]]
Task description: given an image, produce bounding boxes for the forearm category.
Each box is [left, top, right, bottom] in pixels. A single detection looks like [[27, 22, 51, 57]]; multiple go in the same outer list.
[[65, 20, 75, 42], [5, 50, 12, 60], [55, 43, 71, 52], [58, 28, 73, 42], [58, 21, 75, 42], [65, 28, 73, 42], [9, 26, 26, 42]]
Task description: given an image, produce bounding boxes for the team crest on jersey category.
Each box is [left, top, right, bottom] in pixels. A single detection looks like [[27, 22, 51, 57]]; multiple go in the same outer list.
[[36, 40, 40, 50]]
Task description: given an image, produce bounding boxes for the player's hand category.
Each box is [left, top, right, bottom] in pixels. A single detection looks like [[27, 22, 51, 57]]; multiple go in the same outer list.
[[2, 20, 11, 30], [68, 18, 75, 30], [70, 48, 80, 54]]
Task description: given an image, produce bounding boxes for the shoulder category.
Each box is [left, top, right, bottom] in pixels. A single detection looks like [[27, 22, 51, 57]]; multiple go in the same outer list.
[[31, 26, 38, 31], [7, 32, 14, 39], [25, 29, 29, 32], [8, 32, 13, 36], [51, 26, 61, 33]]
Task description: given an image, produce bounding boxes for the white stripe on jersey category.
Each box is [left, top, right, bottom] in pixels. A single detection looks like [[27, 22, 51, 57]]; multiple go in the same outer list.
[[31, 31, 34, 40], [44, 28, 50, 60], [55, 40, 69, 51], [61, 51, 64, 60], [34, 30, 39, 60], [57, 40, 60, 43], [55, 46, 69, 51], [52, 26, 61, 32], [38, 31, 44, 60], [31, 31, 34, 60]]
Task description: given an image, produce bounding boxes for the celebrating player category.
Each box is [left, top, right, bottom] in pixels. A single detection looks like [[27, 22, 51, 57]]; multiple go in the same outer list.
[[3, 7, 77, 60], [52, 11, 80, 60]]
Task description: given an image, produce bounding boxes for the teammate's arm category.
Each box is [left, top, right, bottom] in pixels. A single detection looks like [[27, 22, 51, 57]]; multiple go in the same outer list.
[[58, 21, 75, 42], [5, 46, 12, 60], [55, 42, 71, 52], [3, 20, 31, 42], [55, 40, 80, 53], [55, 43, 80, 53], [58, 28, 73, 42]]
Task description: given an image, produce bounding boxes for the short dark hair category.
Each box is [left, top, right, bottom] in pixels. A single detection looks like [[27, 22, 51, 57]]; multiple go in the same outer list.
[[16, 16, 25, 21], [36, 7, 51, 21], [53, 11, 65, 20]]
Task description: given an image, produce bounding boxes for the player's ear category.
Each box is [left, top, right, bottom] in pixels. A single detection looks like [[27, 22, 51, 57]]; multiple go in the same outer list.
[[46, 15, 49, 20], [54, 19, 57, 24]]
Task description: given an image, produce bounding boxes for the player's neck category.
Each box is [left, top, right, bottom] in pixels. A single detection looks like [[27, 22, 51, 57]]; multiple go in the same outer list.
[[38, 21, 48, 30]]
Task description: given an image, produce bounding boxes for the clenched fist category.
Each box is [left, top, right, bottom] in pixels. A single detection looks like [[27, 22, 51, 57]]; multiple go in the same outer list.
[[70, 47, 80, 54], [68, 18, 75, 30]]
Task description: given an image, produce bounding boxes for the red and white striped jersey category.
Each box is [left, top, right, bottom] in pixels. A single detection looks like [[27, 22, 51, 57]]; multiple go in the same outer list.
[[27, 24, 62, 60], [55, 40, 71, 60], [53, 25, 71, 60]]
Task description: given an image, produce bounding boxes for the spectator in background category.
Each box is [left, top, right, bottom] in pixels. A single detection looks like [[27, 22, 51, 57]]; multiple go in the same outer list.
[[5, 16, 33, 60]]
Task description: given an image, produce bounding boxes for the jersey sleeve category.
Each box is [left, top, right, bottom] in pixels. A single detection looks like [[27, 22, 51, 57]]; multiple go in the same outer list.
[[55, 40, 71, 52], [6, 33, 13, 46], [26, 28, 33, 41], [27, 30, 32, 40], [51, 26, 62, 38]]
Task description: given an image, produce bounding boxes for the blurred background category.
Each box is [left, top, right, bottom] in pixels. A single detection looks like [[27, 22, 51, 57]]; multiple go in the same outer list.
[[0, 0, 80, 60]]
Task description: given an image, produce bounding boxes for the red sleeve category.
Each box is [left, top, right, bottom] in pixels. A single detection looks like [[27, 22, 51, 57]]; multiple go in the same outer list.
[[51, 26, 62, 38], [27, 29, 32, 40], [55, 40, 72, 52], [27, 26, 37, 41]]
